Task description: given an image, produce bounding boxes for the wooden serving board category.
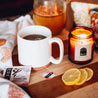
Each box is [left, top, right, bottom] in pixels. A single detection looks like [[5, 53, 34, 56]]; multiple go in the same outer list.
[[27, 52, 98, 98], [12, 28, 98, 98], [12, 52, 98, 98]]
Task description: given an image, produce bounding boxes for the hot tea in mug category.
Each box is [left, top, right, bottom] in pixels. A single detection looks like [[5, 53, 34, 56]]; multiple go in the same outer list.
[[17, 26, 64, 70], [23, 34, 46, 40]]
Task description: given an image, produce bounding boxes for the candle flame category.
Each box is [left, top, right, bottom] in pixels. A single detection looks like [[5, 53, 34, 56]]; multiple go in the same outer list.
[[77, 34, 88, 37], [71, 29, 92, 37]]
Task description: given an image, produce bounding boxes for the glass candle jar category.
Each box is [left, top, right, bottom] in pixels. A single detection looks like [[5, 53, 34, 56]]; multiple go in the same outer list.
[[68, 27, 94, 64]]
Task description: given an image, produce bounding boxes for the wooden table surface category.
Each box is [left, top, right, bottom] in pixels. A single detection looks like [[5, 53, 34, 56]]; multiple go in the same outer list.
[[12, 29, 98, 98]]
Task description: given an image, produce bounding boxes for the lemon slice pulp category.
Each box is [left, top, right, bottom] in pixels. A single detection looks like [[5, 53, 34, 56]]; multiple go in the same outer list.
[[62, 68, 81, 85]]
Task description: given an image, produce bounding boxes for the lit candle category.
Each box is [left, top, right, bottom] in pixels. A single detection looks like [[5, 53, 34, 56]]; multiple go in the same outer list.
[[69, 27, 94, 64]]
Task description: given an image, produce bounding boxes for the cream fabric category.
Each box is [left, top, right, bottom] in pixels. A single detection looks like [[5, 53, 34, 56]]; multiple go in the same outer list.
[[0, 15, 34, 69]]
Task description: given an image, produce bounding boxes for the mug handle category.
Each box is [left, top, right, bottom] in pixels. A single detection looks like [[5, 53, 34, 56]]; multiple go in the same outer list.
[[49, 37, 64, 64]]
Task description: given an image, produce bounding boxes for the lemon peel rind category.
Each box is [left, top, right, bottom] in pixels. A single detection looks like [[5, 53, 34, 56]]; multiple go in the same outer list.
[[75, 69, 88, 85], [84, 68, 94, 81]]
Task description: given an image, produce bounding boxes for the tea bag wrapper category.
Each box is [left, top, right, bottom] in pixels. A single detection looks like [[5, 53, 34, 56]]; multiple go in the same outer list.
[[3, 66, 31, 87], [42, 71, 55, 80]]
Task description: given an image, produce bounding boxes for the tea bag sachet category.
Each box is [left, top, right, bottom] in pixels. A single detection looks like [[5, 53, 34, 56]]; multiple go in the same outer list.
[[3, 66, 31, 87]]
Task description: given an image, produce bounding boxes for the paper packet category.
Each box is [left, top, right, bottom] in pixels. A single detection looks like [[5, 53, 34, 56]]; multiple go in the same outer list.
[[3, 66, 31, 87]]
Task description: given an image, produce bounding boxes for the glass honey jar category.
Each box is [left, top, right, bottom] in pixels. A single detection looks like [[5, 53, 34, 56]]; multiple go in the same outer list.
[[33, 0, 66, 35]]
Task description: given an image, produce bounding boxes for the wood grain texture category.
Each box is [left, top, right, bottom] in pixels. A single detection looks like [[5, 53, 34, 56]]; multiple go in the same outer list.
[[28, 62, 98, 98], [57, 82, 98, 98], [28, 51, 98, 84]]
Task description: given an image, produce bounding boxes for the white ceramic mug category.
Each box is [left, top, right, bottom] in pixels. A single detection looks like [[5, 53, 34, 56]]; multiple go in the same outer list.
[[17, 26, 64, 70]]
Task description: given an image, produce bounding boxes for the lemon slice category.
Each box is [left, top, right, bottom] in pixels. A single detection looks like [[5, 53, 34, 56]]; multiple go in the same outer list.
[[84, 68, 94, 81], [62, 68, 81, 85], [75, 69, 88, 85]]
